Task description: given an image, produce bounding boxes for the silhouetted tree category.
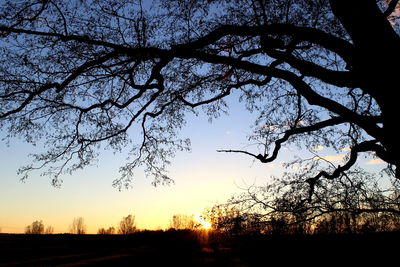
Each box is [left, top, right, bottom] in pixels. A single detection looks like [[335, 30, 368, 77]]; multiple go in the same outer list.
[[118, 215, 136, 234], [108, 226, 116, 234], [170, 214, 198, 230], [0, 1, 399, 199], [313, 212, 356, 234], [44, 225, 54, 234], [70, 217, 86, 235], [25, 220, 45, 234], [98, 226, 115, 235], [97, 228, 107, 235], [267, 215, 292, 235], [205, 205, 265, 235]]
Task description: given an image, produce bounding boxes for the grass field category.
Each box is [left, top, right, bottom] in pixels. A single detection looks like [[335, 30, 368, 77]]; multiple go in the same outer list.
[[0, 230, 398, 266]]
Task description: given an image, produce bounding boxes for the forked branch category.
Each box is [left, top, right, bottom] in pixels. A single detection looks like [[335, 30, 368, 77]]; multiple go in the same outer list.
[[217, 116, 348, 163]]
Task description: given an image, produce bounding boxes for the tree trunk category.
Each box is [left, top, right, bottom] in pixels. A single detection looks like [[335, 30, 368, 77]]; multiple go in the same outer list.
[[330, 0, 400, 177]]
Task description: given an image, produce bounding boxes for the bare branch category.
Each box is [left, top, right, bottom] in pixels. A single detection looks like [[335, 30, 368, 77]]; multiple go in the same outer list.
[[306, 140, 383, 200], [384, 0, 400, 17], [55, 51, 119, 93], [218, 116, 348, 163], [262, 47, 358, 88], [0, 82, 59, 119]]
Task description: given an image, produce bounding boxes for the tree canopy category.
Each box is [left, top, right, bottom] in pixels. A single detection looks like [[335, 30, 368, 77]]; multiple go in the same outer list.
[[0, 0, 399, 197]]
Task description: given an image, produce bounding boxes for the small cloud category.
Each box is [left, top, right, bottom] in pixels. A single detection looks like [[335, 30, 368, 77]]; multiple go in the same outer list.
[[260, 125, 277, 131], [342, 147, 351, 152], [316, 154, 346, 162], [313, 145, 325, 151], [366, 159, 385, 165]]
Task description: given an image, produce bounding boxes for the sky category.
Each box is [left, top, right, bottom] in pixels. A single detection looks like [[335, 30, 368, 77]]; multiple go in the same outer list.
[[0, 92, 291, 234], [0, 91, 387, 234]]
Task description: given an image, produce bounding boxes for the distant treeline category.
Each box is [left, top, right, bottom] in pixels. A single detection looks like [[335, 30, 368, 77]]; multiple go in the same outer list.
[[22, 207, 400, 236], [205, 205, 400, 235]]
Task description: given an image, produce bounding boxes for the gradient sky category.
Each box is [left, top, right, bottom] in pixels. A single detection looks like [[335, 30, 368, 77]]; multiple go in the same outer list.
[[0, 87, 388, 233], [0, 92, 288, 233]]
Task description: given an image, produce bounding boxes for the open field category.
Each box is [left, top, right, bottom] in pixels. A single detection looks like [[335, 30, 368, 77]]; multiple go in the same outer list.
[[1, 231, 399, 266]]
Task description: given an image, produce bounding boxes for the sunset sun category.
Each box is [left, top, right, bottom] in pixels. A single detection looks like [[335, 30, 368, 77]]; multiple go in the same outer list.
[[201, 221, 212, 230], [195, 213, 212, 230]]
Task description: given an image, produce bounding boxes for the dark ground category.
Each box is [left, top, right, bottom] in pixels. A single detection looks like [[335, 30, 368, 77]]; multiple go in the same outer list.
[[0, 230, 398, 266]]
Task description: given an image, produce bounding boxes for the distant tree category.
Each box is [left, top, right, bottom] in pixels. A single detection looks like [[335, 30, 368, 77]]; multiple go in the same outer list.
[[45, 225, 54, 234], [107, 226, 115, 234], [205, 206, 264, 235], [313, 212, 356, 234], [25, 220, 45, 234], [118, 215, 136, 234], [97, 228, 106, 235], [98, 226, 115, 235], [170, 214, 198, 230], [357, 212, 400, 233], [70, 217, 86, 235]]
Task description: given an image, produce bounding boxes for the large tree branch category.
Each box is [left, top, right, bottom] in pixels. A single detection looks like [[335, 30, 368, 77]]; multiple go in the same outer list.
[[178, 77, 272, 108], [262, 47, 358, 88], [175, 50, 382, 140], [1, 22, 354, 63], [384, 0, 400, 17], [55, 51, 119, 93], [174, 24, 354, 65], [217, 116, 348, 163]]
